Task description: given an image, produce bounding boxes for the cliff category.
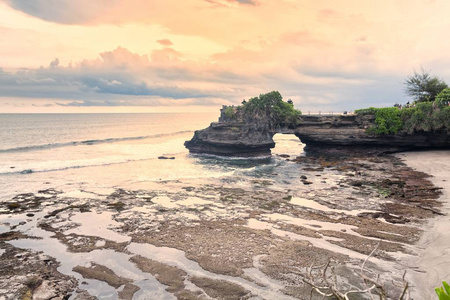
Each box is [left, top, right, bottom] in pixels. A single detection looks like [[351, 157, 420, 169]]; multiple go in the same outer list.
[[184, 106, 276, 157], [185, 106, 450, 157], [294, 114, 450, 154]]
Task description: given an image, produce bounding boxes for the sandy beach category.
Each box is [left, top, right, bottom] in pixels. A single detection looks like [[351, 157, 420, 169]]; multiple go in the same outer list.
[[398, 150, 450, 299]]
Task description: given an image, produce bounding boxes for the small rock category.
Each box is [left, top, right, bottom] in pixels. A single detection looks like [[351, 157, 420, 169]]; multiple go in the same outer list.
[[6, 202, 21, 210], [302, 181, 313, 185], [33, 281, 57, 300], [349, 181, 363, 187], [20, 169, 33, 174], [300, 175, 307, 180], [38, 254, 52, 261], [158, 156, 175, 160]]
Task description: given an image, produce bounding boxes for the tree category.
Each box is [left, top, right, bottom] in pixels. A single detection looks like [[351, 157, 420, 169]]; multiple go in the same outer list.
[[241, 91, 302, 128], [435, 88, 450, 108], [404, 67, 448, 102]]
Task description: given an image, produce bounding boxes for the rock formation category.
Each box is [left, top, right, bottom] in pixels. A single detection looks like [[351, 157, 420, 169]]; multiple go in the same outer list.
[[185, 106, 450, 157], [184, 106, 276, 157]]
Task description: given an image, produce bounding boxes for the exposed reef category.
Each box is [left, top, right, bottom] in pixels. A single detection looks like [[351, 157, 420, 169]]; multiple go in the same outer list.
[[185, 107, 450, 157]]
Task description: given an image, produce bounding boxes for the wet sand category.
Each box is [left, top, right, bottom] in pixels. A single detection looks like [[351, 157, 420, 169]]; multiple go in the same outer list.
[[398, 150, 450, 299]]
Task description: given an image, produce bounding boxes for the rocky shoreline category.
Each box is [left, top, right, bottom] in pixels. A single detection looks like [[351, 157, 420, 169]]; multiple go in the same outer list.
[[0, 151, 446, 299]]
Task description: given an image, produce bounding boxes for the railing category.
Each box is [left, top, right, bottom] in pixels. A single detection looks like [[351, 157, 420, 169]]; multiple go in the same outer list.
[[304, 111, 355, 116]]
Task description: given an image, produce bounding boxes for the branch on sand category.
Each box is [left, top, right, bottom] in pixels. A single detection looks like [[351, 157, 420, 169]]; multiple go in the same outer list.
[[302, 241, 410, 300]]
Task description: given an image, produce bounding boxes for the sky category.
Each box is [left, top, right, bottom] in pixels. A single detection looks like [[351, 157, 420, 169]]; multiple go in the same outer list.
[[1, 0, 450, 113]]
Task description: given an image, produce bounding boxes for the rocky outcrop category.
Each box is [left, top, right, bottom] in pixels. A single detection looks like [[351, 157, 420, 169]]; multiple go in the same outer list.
[[294, 114, 450, 154], [184, 121, 275, 157], [185, 107, 450, 156]]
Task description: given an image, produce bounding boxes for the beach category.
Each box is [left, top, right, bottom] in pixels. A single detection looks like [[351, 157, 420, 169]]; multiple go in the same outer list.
[[398, 151, 450, 299]]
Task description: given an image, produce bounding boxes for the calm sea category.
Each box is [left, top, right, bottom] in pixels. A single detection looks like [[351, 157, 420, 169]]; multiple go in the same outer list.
[[0, 113, 305, 201]]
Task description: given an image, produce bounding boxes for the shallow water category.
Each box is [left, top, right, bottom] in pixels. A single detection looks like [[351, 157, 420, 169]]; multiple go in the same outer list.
[[2, 206, 298, 299], [64, 211, 131, 243], [128, 243, 297, 300]]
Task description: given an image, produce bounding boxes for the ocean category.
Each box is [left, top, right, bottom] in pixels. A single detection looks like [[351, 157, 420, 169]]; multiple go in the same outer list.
[[0, 113, 305, 202]]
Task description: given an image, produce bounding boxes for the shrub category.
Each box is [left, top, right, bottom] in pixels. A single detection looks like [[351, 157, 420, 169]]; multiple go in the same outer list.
[[432, 106, 450, 131], [365, 107, 402, 135], [436, 88, 450, 108], [355, 107, 377, 115], [402, 102, 434, 133], [224, 106, 236, 119], [241, 91, 302, 128], [357, 101, 450, 135], [435, 281, 450, 300]]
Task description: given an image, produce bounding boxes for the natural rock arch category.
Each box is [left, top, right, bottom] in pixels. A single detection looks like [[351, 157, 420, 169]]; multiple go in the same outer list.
[[185, 107, 450, 157]]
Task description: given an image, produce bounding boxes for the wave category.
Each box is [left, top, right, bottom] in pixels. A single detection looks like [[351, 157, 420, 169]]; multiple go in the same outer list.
[[190, 153, 273, 161], [0, 131, 192, 153], [0, 153, 185, 176]]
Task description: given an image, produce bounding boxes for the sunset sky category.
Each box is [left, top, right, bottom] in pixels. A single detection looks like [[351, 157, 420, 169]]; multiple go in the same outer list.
[[1, 0, 450, 113]]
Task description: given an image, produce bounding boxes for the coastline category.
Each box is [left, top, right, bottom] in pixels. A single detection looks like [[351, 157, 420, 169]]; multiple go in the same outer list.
[[0, 149, 448, 299], [398, 150, 450, 299]]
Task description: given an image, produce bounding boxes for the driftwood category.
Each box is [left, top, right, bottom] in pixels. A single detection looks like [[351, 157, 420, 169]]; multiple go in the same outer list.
[[302, 241, 410, 300]]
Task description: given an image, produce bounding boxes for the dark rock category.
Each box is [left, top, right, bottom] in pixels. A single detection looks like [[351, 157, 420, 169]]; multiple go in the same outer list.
[[37, 188, 62, 195], [302, 181, 313, 185], [300, 175, 307, 180], [185, 122, 274, 157], [20, 169, 33, 174], [158, 156, 175, 160], [349, 180, 363, 187], [6, 202, 21, 210]]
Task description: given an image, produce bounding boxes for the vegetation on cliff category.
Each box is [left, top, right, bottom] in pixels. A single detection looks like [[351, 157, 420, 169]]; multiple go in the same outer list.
[[355, 70, 450, 136], [223, 91, 302, 129], [356, 99, 450, 135]]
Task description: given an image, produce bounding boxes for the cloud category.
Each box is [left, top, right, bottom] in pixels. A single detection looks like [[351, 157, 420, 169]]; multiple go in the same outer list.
[[235, 0, 257, 5], [156, 39, 174, 47], [0, 47, 250, 106], [49, 58, 59, 68], [3, 0, 450, 112], [205, 0, 257, 6], [4, 0, 116, 24], [0, 39, 414, 112]]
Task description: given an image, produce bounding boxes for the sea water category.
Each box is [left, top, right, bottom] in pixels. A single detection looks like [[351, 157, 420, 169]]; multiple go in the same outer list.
[[0, 113, 305, 201]]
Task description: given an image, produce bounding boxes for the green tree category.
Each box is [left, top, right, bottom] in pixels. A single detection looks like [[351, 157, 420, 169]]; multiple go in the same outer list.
[[242, 91, 301, 128], [435, 88, 450, 108], [404, 68, 448, 102]]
